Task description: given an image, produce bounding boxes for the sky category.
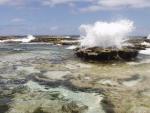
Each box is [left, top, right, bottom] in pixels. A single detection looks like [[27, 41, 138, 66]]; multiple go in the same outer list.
[[0, 0, 150, 36]]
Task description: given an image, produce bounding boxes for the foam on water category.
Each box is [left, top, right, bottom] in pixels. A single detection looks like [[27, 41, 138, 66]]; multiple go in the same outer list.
[[79, 19, 134, 48], [133, 34, 150, 64], [65, 36, 71, 38], [141, 42, 150, 46], [147, 34, 150, 39], [14, 35, 35, 43], [139, 48, 150, 55], [66, 45, 77, 50], [0, 35, 35, 43]]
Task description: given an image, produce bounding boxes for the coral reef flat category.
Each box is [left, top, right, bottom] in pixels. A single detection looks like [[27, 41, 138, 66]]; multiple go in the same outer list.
[[0, 36, 150, 113], [75, 47, 138, 61]]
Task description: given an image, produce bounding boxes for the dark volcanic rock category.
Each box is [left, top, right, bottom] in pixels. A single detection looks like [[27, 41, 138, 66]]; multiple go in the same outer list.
[[118, 48, 138, 60], [75, 47, 138, 61]]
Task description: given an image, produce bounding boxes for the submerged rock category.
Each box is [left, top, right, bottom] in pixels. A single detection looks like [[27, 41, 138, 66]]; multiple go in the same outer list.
[[7, 81, 105, 113], [62, 101, 88, 113], [0, 104, 9, 113], [0, 96, 11, 113], [75, 47, 138, 61], [43, 71, 71, 81], [119, 74, 143, 87], [33, 107, 49, 113]]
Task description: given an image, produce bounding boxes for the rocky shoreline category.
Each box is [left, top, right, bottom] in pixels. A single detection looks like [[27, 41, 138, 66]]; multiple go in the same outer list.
[[1, 36, 150, 61], [0, 36, 150, 113], [0, 36, 80, 45]]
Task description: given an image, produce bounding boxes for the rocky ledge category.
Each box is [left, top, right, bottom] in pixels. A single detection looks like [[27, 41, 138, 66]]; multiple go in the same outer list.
[[31, 36, 79, 45], [0, 36, 80, 45], [75, 47, 138, 61], [75, 38, 150, 61]]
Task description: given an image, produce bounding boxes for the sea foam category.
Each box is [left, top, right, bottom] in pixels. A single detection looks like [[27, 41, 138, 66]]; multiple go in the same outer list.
[[139, 48, 150, 55], [15, 35, 36, 43], [147, 34, 150, 39], [79, 19, 134, 48], [0, 35, 35, 43], [139, 34, 150, 55]]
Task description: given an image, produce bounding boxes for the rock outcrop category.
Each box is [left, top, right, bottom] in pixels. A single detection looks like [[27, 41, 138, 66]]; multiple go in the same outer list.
[[75, 38, 150, 61], [75, 47, 138, 61]]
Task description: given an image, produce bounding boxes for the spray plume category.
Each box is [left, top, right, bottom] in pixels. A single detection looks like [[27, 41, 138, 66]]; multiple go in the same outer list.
[[79, 19, 134, 48]]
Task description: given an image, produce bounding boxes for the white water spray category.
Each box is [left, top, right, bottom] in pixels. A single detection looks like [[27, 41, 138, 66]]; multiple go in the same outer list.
[[0, 35, 35, 43], [139, 34, 150, 55], [147, 34, 150, 39], [79, 19, 134, 48], [15, 35, 35, 43]]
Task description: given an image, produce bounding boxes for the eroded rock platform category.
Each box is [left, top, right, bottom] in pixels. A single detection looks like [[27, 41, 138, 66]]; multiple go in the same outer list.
[[75, 47, 138, 61]]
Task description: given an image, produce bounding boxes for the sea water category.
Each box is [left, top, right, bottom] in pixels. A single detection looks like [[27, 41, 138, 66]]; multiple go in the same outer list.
[[0, 42, 150, 113]]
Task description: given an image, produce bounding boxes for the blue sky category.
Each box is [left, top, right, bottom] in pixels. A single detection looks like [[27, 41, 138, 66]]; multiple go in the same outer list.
[[0, 0, 150, 35]]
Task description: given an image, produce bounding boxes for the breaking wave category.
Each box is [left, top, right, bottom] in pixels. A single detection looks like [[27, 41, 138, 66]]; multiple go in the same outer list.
[[0, 35, 35, 43], [79, 19, 134, 48], [139, 48, 150, 55], [147, 34, 150, 39]]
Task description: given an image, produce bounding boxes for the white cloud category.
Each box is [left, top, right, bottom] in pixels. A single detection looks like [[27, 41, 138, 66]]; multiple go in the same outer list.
[[81, 0, 150, 12], [0, 0, 150, 12], [0, 0, 23, 5], [42, 0, 75, 6], [42, 0, 93, 6], [11, 18, 25, 23], [0, 0, 11, 5], [50, 26, 59, 31], [98, 0, 150, 8], [42, 0, 150, 12]]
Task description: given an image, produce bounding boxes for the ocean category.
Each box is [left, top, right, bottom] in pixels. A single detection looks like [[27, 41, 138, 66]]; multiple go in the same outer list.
[[0, 41, 150, 113]]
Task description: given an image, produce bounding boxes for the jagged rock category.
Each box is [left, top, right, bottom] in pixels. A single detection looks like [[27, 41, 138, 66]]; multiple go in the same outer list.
[[75, 47, 138, 61], [75, 39, 150, 58]]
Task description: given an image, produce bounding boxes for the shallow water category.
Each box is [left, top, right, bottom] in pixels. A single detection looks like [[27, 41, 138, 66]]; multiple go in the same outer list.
[[0, 43, 150, 113]]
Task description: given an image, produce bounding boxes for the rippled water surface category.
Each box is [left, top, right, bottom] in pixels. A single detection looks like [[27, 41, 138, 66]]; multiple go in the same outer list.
[[0, 43, 150, 113]]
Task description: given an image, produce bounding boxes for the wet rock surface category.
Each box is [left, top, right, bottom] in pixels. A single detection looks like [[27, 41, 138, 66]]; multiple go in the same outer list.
[[127, 38, 150, 49], [75, 38, 150, 61], [75, 47, 138, 61]]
